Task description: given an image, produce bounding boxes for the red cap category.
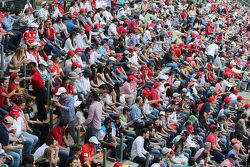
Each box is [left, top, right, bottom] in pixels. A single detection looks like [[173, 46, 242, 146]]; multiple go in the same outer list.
[[127, 47, 137, 52], [67, 50, 75, 57], [94, 23, 101, 28], [187, 125, 194, 133], [186, 57, 195, 62], [231, 138, 240, 144], [84, 24, 92, 32], [197, 71, 203, 76], [10, 72, 18, 79], [233, 88, 240, 94], [154, 82, 161, 87], [224, 96, 231, 104], [179, 42, 185, 47], [142, 87, 151, 98], [73, 12, 79, 16], [123, 20, 130, 23], [113, 162, 122, 167], [134, 28, 140, 33], [53, 0, 59, 4], [141, 64, 147, 70], [192, 33, 198, 37], [127, 75, 134, 81], [207, 63, 213, 69], [237, 96, 243, 101], [209, 124, 217, 130], [72, 61, 81, 69], [0, 11, 5, 19], [208, 96, 216, 102], [9, 105, 21, 116], [244, 103, 250, 109], [75, 48, 83, 53], [80, 8, 86, 13]]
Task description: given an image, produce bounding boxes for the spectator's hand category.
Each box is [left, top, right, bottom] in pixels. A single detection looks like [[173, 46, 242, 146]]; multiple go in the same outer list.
[[5, 154, 13, 160], [110, 142, 117, 148], [181, 160, 186, 165], [7, 32, 14, 36], [9, 128, 16, 134], [27, 128, 33, 133], [36, 120, 43, 125], [16, 144, 23, 149]]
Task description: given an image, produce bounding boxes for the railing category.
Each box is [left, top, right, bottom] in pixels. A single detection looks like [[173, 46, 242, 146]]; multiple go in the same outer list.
[[0, 45, 4, 78]]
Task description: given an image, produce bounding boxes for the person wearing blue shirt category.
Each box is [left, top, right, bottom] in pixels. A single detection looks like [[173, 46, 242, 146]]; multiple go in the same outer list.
[[2, 8, 22, 50], [53, 87, 77, 144]]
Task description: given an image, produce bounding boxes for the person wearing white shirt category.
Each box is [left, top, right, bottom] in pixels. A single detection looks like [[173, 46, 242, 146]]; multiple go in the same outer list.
[[23, 0, 33, 13], [93, 9, 105, 23], [52, 4, 63, 19], [75, 30, 91, 49], [89, 49, 102, 65], [143, 29, 152, 43], [131, 128, 149, 166], [38, 2, 50, 21], [34, 137, 57, 161], [108, 20, 118, 36], [64, 31, 77, 52], [206, 41, 219, 62], [103, 7, 113, 22]]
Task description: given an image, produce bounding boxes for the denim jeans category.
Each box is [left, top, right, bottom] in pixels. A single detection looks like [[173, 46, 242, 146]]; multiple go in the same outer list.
[[22, 132, 38, 154], [85, 126, 100, 141], [165, 62, 178, 70], [5, 149, 22, 167], [59, 149, 70, 167]]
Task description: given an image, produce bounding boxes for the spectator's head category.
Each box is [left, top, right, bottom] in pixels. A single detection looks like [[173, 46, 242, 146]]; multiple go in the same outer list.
[[188, 157, 196, 166], [89, 91, 100, 101], [103, 117, 113, 128], [204, 142, 212, 152], [38, 60, 48, 70], [140, 128, 149, 139], [210, 124, 218, 134], [2, 116, 14, 128], [88, 136, 100, 148], [16, 97, 26, 110], [99, 84, 108, 94], [62, 76, 70, 86], [0, 78, 9, 88], [41, 1, 49, 9], [228, 154, 238, 163], [135, 96, 143, 107], [22, 154, 34, 167], [67, 157, 79, 167], [27, 62, 37, 71], [73, 144, 82, 156], [51, 55, 60, 63], [45, 137, 56, 147], [122, 106, 131, 115], [56, 87, 67, 100], [58, 119, 69, 129], [41, 147, 55, 163]]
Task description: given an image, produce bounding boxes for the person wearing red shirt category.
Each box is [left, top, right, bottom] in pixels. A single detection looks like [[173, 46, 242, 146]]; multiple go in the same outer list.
[[149, 82, 162, 108], [48, 119, 70, 167], [79, 136, 102, 166], [23, 23, 38, 46], [0, 78, 16, 117], [205, 125, 224, 164], [44, 19, 57, 43], [8, 72, 24, 102], [24, 62, 47, 121], [53, 76, 74, 97]]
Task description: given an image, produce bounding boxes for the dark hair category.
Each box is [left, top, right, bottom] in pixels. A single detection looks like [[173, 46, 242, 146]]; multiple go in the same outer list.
[[73, 144, 82, 153], [45, 136, 55, 146], [99, 84, 108, 90], [0, 78, 8, 85], [25, 97, 33, 104], [16, 97, 26, 105], [28, 62, 37, 68], [140, 128, 149, 136], [67, 157, 79, 166], [59, 119, 69, 127], [22, 154, 34, 166]]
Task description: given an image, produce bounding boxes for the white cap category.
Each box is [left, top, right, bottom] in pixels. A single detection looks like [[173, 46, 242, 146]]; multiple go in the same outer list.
[[30, 41, 40, 48], [159, 111, 165, 116], [148, 27, 154, 30], [89, 136, 100, 145], [173, 92, 181, 98], [41, 1, 47, 6], [56, 87, 67, 96], [109, 57, 117, 61], [29, 22, 39, 28], [39, 60, 48, 67], [162, 147, 172, 154]]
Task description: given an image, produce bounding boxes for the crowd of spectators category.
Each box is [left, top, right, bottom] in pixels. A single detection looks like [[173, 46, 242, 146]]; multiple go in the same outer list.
[[0, 0, 250, 166]]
